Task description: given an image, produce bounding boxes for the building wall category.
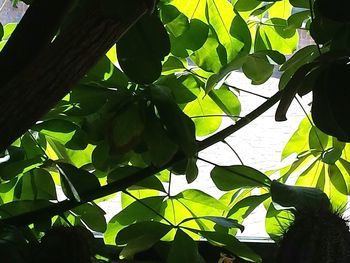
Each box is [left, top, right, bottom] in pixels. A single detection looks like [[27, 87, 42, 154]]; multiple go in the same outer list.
[[0, 0, 27, 25]]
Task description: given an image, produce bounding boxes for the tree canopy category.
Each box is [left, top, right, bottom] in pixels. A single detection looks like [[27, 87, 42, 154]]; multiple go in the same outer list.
[[0, 0, 349, 262]]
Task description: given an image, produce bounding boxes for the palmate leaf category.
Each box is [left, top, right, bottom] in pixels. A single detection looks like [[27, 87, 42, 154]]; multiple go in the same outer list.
[[116, 221, 172, 259], [104, 196, 165, 245], [199, 231, 262, 262], [255, 18, 298, 55], [228, 193, 270, 223], [184, 88, 223, 137], [167, 229, 205, 263]]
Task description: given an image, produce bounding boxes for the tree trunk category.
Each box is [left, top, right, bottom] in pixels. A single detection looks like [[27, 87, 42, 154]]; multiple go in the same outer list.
[[0, 2, 149, 152]]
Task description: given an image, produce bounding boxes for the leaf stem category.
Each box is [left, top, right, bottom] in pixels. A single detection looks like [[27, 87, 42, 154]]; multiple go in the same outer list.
[[222, 140, 244, 165], [123, 190, 175, 227]]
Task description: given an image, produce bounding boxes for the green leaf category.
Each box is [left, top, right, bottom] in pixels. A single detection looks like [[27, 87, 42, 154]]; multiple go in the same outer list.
[[0, 156, 43, 181], [186, 157, 198, 183], [265, 201, 294, 240], [208, 85, 241, 121], [287, 10, 310, 29], [174, 189, 228, 214], [255, 18, 298, 55], [2, 23, 17, 40], [207, 0, 244, 62], [180, 216, 244, 232], [204, 54, 247, 92], [104, 196, 164, 245], [184, 88, 223, 136], [168, 18, 209, 58], [116, 221, 172, 259], [117, 12, 170, 84], [0, 200, 51, 219], [211, 165, 272, 190], [57, 162, 100, 201], [84, 55, 128, 88], [242, 53, 274, 84], [328, 165, 348, 195], [71, 203, 107, 233], [228, 193, 270, 223], [156, 74, 199, 104], [33, 119, 88, 150], [321, 148, 342, 165], [191, 28, 226, 73], [161, 56, 186, 75], [142, 105, 179, 167], [255, 49, 286, 64], [108, 166, 166, 192], [111, 102, 144, 152], [167, 229, 205, 263], [200, 231, 262, 262], [234, 0, 261, 11], [289, 0, 310, 8], [151, 85, 196, 157], [308, 126, 329, 151], [270, 180, 330, 211], [14, 168, 57, 200]]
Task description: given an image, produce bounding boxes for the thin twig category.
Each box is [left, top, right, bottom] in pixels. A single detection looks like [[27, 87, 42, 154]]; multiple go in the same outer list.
[[222, 140, 244, 165], [225, 83, 270, 99]]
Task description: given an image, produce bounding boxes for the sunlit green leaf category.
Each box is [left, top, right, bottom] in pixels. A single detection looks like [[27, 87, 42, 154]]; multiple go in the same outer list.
[[200, 231, 262, 262], [265, 201, 294, 240], [104, 196, 164, 245], [167, 229, 205, 263], [14, 168, 56, 200], [211, 165, 271, 190], [184, 88, 223, 136], [228, 193, 270, 223], [255, 18, 298, 55], [209, 85, 241, 121], [72, 203, 107, 233], [175, 189, 228, 214], [242, 53, 274, 84]]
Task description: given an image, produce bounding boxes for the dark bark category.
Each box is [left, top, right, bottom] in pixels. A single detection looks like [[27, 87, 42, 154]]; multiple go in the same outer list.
[[0, 1, 149, 152]]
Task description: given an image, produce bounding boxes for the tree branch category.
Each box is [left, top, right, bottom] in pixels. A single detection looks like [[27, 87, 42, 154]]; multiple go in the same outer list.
[[0, 1, 149, 152], [0, 90, 282, 226]]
